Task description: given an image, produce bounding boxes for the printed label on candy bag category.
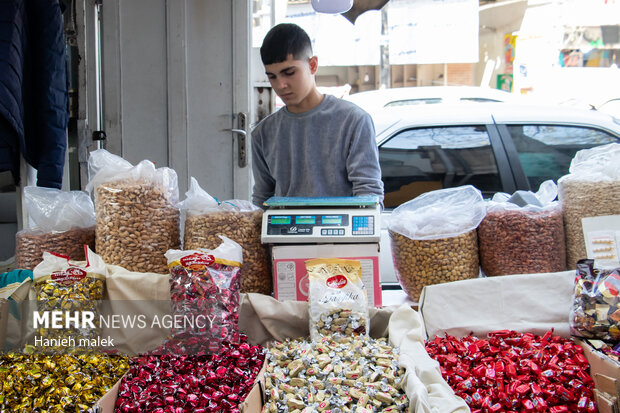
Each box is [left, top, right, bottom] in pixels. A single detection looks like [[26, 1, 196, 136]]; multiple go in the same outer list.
[[50, 267, 87, 285], [180, 252, 215, 269], [326, 274, 348, 289]]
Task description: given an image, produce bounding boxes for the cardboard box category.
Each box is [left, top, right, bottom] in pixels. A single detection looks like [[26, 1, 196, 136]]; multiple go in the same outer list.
[[576, 339, 620, 413], [0, 298, 8, 350], [271, 243, 381, 306], [94, 363, 266, 413]]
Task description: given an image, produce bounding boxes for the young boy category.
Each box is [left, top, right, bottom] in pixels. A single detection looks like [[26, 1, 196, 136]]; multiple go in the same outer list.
[[251, 23, 384, 207]]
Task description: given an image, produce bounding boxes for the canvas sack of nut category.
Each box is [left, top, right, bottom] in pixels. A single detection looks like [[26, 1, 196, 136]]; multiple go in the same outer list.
[[85, 149, 181, 274], [180, 177, 272, 295], [387, 185, 486, 303]]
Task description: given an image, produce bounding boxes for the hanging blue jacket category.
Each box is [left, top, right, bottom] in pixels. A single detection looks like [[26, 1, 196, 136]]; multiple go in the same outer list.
[[0, 0, 68, 189]]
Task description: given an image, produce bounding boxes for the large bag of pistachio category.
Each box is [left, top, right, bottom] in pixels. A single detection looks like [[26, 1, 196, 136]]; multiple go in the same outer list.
[[388, 185, 486, 302], [16, 186, 96, 270], [181, 177, 271, 295], [86, 149, 181, 274]]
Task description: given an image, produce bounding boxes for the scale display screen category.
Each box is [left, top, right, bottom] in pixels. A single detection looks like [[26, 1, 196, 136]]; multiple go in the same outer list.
[[295, 216, 316, 225], [270, 216, 291, 225], [321, 215, 343, 225]]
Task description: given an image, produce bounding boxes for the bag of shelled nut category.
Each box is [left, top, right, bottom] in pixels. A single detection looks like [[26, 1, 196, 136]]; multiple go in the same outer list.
[[16, 186, 96, 270], [388, 185, 486, 302], [181, 177, 272, 295], [478, 180, 566, 277], [86, 149, 180, 274]]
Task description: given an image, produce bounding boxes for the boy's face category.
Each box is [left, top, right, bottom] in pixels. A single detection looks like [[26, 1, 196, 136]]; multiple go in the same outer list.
[[265, 54, 318, 112]]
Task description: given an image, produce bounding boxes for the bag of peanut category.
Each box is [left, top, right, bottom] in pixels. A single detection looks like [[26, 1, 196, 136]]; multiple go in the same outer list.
[[558, 143, 620, 269], [16, 186, 96, 270], [388, 185, 486, 302], [478, 180, 566, 276], [181, 178, 272, 295], [86, 149, 181, 274]]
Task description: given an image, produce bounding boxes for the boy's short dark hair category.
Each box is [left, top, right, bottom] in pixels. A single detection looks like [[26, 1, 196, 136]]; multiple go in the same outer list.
[[260, 23, 313, 65]]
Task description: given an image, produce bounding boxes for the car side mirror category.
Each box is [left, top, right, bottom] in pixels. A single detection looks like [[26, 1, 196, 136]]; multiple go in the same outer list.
[[311, 0, 353, 14]]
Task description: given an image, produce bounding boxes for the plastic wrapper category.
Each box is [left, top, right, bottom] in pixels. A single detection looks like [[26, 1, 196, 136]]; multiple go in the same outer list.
[[0, 352, 129, 411], [570, 259, 620, 342], [478, 180, 566, 276], [558, 143, 620, 269], [181, 177, 272, 295], [263, 335, 408, 412], [86, 149, 180, 274], [388, 185, 485, 302], [114, 335, 264, 412], [15, 186, 95, 270], [165, 236, 242, 347], [306, 258, 369, 341], [32, 247, 106, 352], [426, 330, 597, 413]]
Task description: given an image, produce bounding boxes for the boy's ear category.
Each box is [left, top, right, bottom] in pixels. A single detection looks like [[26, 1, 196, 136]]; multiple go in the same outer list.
[[308, 56, 319, 74]]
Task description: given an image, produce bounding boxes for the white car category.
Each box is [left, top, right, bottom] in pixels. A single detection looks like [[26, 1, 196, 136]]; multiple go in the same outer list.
[[346, 86, 523, 113], [376, 102, 620, 287]]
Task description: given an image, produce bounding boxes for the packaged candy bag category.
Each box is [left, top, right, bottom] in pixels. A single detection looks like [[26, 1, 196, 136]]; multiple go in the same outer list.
[[570, 259, 620, 342], [306, 258, 369, 341], [32, 246, 106, 351], [165, 236, 242, 348]]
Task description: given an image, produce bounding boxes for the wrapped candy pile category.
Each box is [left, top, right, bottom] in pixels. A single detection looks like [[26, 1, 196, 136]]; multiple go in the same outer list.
[[262, 259, 409, 412], [0, 352, 129, 412], [262, 335, 408, 412], [114, 334, 264, 412], [426, 330, 596, 413], [115, 236, 265, 412]]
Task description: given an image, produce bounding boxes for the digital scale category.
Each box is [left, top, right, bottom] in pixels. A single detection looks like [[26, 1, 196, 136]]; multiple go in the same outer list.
[[261, 195, 381, 244], [261, 196, 382, 306]]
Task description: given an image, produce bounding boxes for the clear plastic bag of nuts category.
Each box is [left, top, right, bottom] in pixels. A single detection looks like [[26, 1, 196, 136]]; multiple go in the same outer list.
[[181, 178, 272, 295], [86, 149, 181, 274], [15, 186, 96, 270], [558, 143, 620, 269], [388, 186, 486, 302], [478, 180, 566, 277]]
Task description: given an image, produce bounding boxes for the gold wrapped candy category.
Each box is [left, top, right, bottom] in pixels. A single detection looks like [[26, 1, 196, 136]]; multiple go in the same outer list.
[[0, 351, 129, 412]]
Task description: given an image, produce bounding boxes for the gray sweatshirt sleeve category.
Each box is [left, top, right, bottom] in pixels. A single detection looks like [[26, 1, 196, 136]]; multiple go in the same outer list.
[[346, 112, 385, 202], [251, 125, 275, 207]]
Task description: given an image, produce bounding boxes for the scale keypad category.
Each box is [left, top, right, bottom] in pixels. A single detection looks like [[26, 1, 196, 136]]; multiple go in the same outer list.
[[352, 216, 374, 235]]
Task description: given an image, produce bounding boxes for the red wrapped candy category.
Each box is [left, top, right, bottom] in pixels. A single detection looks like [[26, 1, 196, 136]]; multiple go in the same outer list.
[[165, 237, 242, 346], [115, 335, 264, 412], [426, 330, 596, 413]]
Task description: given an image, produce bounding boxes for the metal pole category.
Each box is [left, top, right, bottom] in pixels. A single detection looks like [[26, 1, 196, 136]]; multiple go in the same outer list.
[[379, 6, 390, 89]]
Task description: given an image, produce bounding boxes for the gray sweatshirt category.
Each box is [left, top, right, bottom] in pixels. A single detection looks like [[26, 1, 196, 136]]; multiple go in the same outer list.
[[251, 94, 384, 207]]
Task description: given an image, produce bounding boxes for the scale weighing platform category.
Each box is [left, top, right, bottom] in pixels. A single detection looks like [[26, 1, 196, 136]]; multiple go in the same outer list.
[[261, 195, 381, 244], [261, 196, 382, 306]]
